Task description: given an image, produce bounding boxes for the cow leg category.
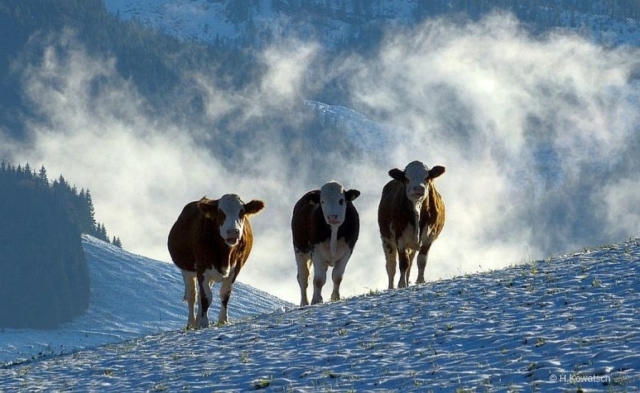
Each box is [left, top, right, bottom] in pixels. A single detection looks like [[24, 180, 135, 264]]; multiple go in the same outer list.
[[311, 257, 328, 305], [295, 251, 312, 307], [398, 248, 412, 288], [196, 273, 212, 328], [416, 243, 432, 284], [407, 249, 417, 284], [382, 237, 397, 289], [330, 250, 351, 302], [218, 276, 234, 325], [181, 270, 197, 328]]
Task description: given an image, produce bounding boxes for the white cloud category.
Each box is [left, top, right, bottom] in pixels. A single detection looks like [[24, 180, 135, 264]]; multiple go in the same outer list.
[[2, 14, 639, 304]]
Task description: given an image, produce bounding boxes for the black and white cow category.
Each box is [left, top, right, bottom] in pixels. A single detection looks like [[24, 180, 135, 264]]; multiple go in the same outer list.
[[291, 182, 360, 306]]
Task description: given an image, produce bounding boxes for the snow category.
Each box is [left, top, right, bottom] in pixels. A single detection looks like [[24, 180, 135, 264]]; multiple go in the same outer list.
[[2, 236, 639, 391], [0, 235, 292, 366], [101, 0, 419, 47], [101, 0, 640, 48], [304, 100, 400, 157]]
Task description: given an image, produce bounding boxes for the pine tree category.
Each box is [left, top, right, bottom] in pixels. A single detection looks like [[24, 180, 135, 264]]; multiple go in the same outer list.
[[112, 236, 122, 248], [38, 165, 48, 186]]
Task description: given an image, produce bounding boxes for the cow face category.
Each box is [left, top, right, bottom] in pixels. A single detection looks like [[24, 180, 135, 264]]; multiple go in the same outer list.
[[198, 194, 266, 246], [389, 161, 445, 204], [319, 182, 360, 227]]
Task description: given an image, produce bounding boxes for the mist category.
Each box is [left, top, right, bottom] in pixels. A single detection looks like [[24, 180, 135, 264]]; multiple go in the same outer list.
[[2, 14, 639, 304]]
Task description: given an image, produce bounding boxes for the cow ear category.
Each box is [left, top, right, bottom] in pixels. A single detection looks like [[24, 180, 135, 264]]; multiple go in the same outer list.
[[306, 190, 321, 205], [197, 198, 218, 215], [244, 199, 266, 216], [345, 189, 361, 201], [429, 166, 445, 179], [388, 168, 405, 182]]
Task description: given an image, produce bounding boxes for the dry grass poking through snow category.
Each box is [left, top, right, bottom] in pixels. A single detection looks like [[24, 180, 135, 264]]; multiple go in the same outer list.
[[2, 238, 640, 392]]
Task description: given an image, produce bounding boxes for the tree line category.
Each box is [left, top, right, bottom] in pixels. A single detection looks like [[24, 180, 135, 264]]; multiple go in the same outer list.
[[0, 161, 121, 247], [0, 161, 117, 328]]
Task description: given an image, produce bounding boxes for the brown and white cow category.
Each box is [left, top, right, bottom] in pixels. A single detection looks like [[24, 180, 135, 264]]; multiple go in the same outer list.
[[291, 182, 360, 306], [168, 194, 265, 328], [378, 161, 445, 289]]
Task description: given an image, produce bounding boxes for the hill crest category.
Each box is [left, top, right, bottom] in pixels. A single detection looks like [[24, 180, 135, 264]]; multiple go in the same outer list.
[[2, 237, 639, 391], [0, 235, 292, 365]]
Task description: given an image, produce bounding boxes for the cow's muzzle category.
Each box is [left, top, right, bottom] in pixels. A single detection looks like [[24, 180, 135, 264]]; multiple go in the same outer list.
[[326, 216, 343, 226], [224, 229, 241, 245], [224, 237, 240, 246]]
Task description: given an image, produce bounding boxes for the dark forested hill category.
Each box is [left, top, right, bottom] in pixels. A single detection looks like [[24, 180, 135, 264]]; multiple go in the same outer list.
[[0, 0, 259, 141], [2, 0, 639, 153], [0, 163, 117, 328], [103, 0, 640, 50]]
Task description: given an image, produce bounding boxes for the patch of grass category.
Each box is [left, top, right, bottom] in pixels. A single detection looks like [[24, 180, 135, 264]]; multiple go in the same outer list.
[[251, 377, 272, 389], [367, 288, 380, 296], [151, 383, 168, 391], [17, 366, 32, 377]]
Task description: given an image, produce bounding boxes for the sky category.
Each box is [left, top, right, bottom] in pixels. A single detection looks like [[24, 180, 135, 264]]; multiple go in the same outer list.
[[1, 13, 639, 304]]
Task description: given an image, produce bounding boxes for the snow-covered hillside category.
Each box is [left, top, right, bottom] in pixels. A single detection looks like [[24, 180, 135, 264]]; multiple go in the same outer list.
[[0, 235, 292, 366], [2, 237, 639, 391], [102, 0, 640, 48]]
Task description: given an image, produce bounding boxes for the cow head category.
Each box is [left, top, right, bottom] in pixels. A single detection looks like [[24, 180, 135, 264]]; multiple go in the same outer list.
[[389, 161, 445, 204], [198, 194, 266, 246], [317, 181, 360, 227]]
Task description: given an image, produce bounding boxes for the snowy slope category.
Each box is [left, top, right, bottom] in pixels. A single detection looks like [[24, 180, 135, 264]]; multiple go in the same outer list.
[[102, 0, 417, 47], [102, 0, 640, 48], [2, 237, 639, 391], [0, 235, 292, 366]]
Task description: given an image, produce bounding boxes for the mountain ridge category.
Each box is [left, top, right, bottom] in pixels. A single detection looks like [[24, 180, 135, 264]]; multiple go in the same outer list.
[[103, 0, 640, 49]]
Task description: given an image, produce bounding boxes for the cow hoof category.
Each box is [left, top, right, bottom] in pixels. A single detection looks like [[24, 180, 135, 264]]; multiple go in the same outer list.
[[197, 316, 209, 328]]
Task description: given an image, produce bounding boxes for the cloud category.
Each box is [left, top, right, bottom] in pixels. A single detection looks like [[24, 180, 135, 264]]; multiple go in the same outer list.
[[2, 13, 639, 304], [335, 12, 640, 264]]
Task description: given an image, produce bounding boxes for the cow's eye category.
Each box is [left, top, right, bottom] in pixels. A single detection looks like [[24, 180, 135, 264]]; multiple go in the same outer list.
[[339, 198, 344, 206], [217, 211, 225, 221], [238, 210, 245, 219]]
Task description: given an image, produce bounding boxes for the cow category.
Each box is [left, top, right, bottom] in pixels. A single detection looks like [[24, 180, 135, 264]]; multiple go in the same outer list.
[[378, 160, 445, 289], [291, 181, 360, 307], [168, 194, 265, 328]]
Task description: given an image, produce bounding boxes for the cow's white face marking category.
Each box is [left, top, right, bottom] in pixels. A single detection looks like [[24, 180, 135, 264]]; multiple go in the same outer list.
[[403, 161, 431, 204], [217, 194, 246, 246], [320, 181, 349, 260], [320, 182, 347, 227]]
